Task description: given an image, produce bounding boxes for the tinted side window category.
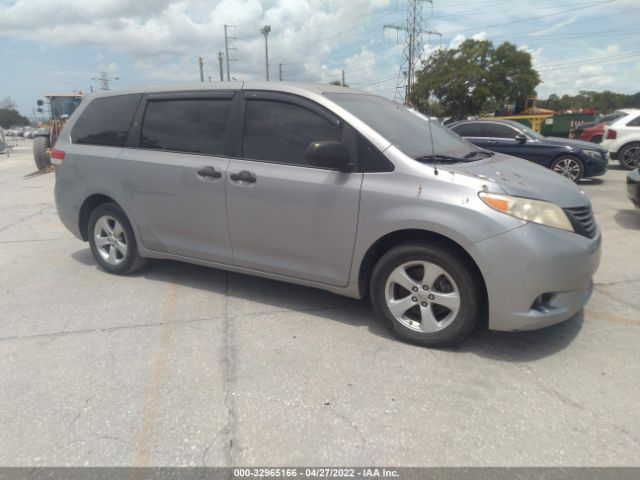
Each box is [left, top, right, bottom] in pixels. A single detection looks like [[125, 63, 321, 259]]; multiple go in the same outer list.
[[71, 94, 141, 146], [627, 115, 640, 127], [243, 100, 342, 165], [452, 123, 485, 137], [359, 135, 393, 172], [484, 123, 518, 138], [140, 99, 232, 155]]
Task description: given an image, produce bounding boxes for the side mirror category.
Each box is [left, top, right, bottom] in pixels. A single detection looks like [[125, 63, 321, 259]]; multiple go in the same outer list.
[[515, 134, 527, 144], [306, 140, 352, 171]]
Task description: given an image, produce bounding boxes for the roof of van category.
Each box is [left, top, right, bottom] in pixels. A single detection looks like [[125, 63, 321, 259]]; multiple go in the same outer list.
[[85, 81, 371, 99]]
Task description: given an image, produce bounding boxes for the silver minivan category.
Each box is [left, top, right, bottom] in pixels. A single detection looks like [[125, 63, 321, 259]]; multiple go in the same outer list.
[[53, 82, 601, 346]]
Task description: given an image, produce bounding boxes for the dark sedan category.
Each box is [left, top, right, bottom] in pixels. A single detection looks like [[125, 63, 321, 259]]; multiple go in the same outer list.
[[628, 168, 640, 208], [448, 119, 608, 182]]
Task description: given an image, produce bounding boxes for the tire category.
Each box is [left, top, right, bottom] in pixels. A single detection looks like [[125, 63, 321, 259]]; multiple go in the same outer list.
[[551, 155, 584, 182], [619, 143, 640, 170], [33, 136, 50, 170], [591, 135, 602, 144], [369, 243, 481, 347], [88, 203, 147, 275]]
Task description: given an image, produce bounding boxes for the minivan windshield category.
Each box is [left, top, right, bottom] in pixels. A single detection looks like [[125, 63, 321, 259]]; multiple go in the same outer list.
[[325, 93, 479, 162]]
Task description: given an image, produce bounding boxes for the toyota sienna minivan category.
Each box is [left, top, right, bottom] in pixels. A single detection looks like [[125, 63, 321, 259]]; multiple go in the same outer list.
[[53, 82, 601, 346]]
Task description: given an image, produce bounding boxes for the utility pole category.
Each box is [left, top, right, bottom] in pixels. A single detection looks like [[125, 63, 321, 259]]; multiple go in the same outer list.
[[218, 51, 225, 81], [224, 25, 237, 81], [91, 71, 119, 91], [341, 70, 345, 86], [198, 56, 204, 82], [279, 63, 283, 81], [384, 0, 440, 104], [260, 25, 271, 81]]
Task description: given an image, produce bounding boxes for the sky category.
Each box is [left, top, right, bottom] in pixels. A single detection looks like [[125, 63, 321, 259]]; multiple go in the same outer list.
[[1, 0, 639, 117]]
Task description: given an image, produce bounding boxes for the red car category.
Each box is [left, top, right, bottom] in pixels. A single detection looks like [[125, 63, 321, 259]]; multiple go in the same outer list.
[[576, 112, 625, 143]]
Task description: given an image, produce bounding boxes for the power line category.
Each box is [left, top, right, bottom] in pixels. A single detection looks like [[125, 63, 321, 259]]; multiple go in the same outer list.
[[449, 0, 618, 36]]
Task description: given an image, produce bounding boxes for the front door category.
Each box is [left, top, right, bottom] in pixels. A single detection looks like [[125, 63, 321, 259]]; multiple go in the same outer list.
[[225, 92, 362, 287]]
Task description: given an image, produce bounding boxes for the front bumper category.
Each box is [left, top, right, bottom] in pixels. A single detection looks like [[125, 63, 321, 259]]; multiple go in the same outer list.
[[466, 222, 601, 331], [627, 169, 640, 208], [581, 152, 608, 177]]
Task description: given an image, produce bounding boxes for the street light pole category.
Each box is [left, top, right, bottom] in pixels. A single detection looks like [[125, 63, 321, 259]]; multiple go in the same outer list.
[[260, 25, 271, 81]]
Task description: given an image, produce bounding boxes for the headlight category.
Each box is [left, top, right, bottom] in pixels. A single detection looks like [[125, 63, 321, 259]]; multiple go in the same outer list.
[[583, 149, 602, 160], [479, 192, 574, 232]]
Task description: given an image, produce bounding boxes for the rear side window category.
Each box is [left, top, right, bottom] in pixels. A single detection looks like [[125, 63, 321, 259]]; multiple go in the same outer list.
[[71, 94, 141, 146], [484, 123, 518, 138], [243, 100, 342, 166], [452, 123, 485, 137], [627, 115, 640, 127], [141, 99, 232, 155]]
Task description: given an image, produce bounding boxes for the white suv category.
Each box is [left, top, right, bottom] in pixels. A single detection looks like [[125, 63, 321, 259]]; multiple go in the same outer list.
[[602, 109, 640, 169]]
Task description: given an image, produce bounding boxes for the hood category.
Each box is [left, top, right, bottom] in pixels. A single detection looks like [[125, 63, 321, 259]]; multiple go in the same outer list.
[[541, 136, 606, 152], [450, 154, 589, 208]]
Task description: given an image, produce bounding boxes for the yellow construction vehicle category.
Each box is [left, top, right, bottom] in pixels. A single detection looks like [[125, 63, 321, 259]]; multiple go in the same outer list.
[[32, 93, 83, 170]]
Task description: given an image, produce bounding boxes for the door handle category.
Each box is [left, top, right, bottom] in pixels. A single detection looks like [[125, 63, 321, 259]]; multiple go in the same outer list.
[[486, 140, 497, 145], [229, 170, 257, 184], [197, 166, 222, 180]]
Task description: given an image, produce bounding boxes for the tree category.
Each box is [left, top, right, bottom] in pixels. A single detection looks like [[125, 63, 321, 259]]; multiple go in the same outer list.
[[0, 108, 30, 129], [538, 90, 640, 112], [410, 39, 540, 120]]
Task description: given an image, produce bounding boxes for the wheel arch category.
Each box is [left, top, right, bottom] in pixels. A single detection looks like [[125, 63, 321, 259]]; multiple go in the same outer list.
[[357, 229, 487, 309], [551, 151, 582, 163], [78, 194, 119, 241], [617, 140, 640, 157]]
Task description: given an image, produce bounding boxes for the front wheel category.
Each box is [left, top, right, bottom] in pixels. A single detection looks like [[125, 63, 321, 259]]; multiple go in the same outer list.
[[88, 203, 147, 275], [619, 143, 640, 170], [551, 155, 584, 182], [370, 243, 481, 347]]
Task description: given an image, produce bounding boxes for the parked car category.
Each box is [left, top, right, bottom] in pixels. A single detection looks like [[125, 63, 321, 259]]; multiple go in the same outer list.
[[627, 168, 640, 208], [575, 112, 627, 143], [448, 119, 608, 182], [601, 109, 640, 170], [52, 83, 600, 347]]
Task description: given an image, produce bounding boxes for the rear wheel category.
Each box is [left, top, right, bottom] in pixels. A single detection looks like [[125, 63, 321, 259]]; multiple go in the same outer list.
[[619, 143, 640, 170], [591, 135, 602, 144], [88, 203, 147, 275], [33, 136, 50, 170], [370, 243, 481, 347], [551, 155, 584, 182]]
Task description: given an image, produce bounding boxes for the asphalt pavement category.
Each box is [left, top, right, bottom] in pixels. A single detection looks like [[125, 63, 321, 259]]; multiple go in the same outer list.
[[0, 139, 639, 466]]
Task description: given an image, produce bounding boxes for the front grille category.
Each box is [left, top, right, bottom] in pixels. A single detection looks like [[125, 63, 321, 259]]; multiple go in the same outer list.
[[564, 205, 597, 239]]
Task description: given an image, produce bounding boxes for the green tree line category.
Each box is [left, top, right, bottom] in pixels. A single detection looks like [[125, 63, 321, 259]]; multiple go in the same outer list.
[[540, 91, 640, 112]]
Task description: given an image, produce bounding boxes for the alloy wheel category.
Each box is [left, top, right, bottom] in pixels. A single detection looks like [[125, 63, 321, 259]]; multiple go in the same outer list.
[[622, 146, 640, 169], [384, 261, 461, 333], [552, 157, 582, 181], [93, 215, 128, 266]]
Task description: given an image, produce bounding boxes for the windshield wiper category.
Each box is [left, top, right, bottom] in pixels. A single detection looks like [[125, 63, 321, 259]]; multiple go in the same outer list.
[[464, 150, 495, 159], [414, 154, 466, 164]]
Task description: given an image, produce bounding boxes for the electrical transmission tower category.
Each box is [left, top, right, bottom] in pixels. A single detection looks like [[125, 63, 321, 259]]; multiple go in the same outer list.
[[384, 0, 440, 104], [92, 71, 119, 90]]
